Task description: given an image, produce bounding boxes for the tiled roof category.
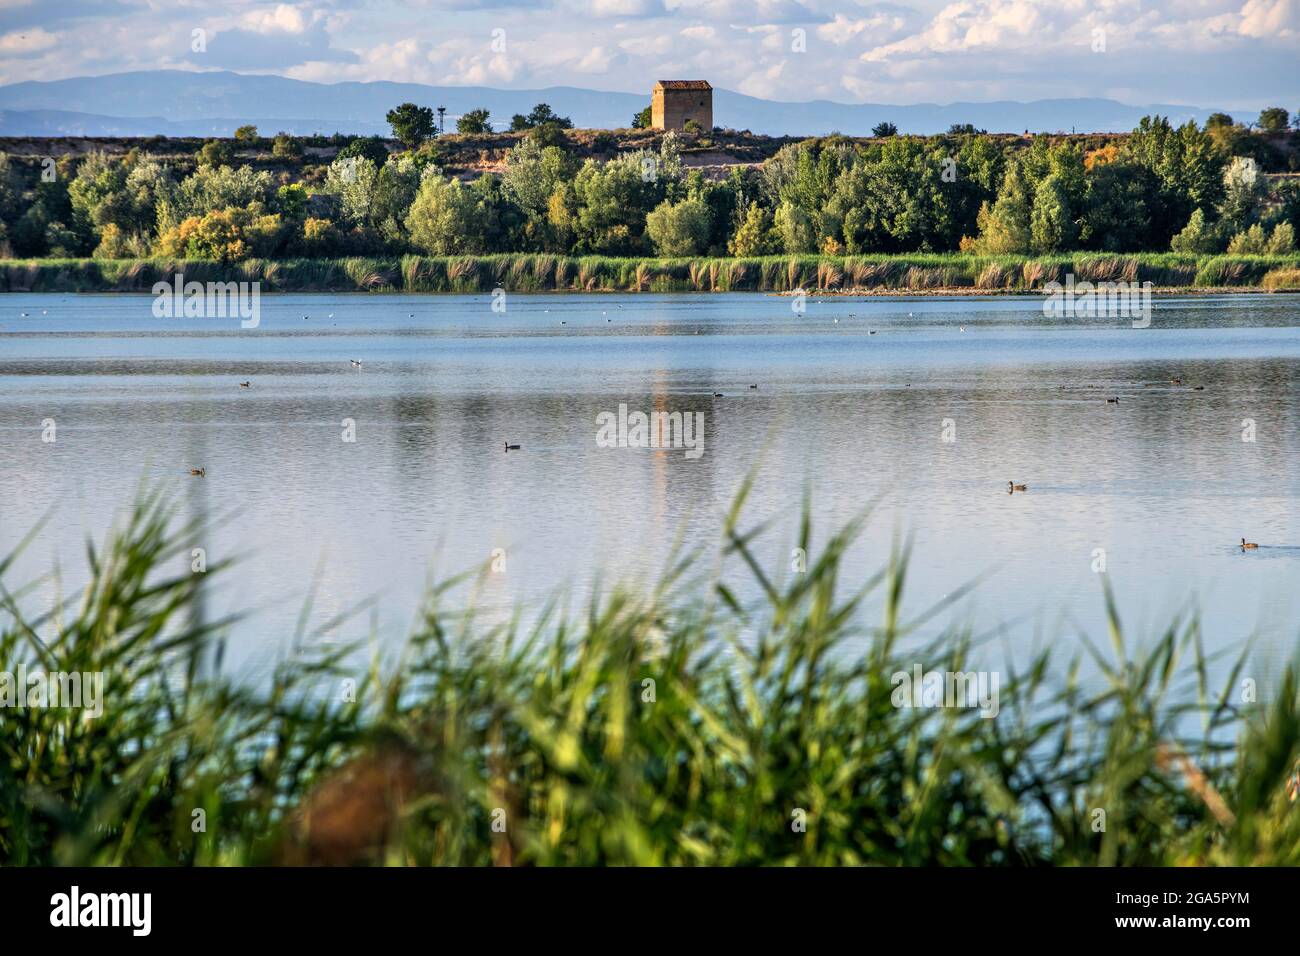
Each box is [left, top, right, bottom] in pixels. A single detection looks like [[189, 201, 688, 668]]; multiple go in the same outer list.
[[654, 80, 712, 90]]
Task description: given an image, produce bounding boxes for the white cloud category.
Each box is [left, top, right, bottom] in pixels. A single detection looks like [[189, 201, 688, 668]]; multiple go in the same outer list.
[[0, 24, 55, 53], [1237, 0, 1297, 37], [239, 4, 312, 35]]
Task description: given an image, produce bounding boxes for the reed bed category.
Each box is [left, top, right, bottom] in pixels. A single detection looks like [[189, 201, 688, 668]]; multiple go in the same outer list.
[[2, 483, 1298, 867], [3, 253, 1300, 295]]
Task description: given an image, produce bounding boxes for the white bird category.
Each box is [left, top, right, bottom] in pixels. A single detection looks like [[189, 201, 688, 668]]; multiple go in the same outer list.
[[350, 359, 362, 368]]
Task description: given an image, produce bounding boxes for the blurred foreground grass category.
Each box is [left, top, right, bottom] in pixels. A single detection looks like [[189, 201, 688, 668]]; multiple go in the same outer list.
[[2, 483, 1299, 866]]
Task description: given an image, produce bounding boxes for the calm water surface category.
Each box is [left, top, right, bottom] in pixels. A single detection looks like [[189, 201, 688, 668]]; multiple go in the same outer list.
[[2, 292, 1298, 682]]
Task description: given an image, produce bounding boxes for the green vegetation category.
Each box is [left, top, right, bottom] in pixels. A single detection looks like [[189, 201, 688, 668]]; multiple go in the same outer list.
[[456, 108, 493, 135], [385, 103, 437, 149], [1, 113, 1297, 274], [3, 252, 1298, 294], [3, 484, 1299, 866]]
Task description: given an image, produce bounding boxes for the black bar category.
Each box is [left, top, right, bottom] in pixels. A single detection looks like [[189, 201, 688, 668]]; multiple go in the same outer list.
[[0, 867, 1274, 942]]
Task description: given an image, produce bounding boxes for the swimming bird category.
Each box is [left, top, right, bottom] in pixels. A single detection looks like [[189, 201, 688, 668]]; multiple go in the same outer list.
[[1241, 538, 1258, 550], [1008, 481, 1027, 493], [350, 359, 362, 368], [869, 330, 877, 335], [189, 468, 206, 477], [1106, 397, 1119, 404], [1193, 385, 1205, 391], [1170, 377, 1182, 385], [239, 381, 250, 388], [504, 442, 520, 452], [749, 384, 758, 389]]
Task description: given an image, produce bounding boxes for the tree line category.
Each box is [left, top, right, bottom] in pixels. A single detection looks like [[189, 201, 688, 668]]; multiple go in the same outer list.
[[0, 108, 1297, 263]]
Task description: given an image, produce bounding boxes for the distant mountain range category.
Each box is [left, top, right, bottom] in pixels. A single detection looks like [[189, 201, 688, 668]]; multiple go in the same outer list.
[[0, 70, 1221, 138]]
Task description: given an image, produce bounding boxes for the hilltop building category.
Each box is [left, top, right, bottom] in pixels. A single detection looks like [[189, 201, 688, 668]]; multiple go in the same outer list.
[[652, 80, 712, 131]]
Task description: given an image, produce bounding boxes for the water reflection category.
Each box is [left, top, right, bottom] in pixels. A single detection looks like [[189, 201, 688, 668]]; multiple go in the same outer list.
[[1, 293, 1298, 685]]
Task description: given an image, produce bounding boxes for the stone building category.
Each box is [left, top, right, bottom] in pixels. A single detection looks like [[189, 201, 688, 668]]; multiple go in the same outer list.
[[651, 80, 713, 131]]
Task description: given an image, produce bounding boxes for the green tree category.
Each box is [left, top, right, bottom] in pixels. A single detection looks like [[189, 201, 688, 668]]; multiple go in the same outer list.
[[1226, 222, 1267, 254], [1169, 208, 1220, 253], [526, 103, 573, 129], [337, 136, 390, 169], [728, 201, 774, 256], [872, 122, 898, 137], [275, 183, 309, 221], [1218, 155, 1264, 232], [198, 140, 233, 167], [632, 106, 652, 129], [1030, 173, 1077, 253], [527, 122, 570, 149], [234, 125, 259, 142], [326, 155, 380, 228], [1205, 113, 1234, 130], [373, 156, 429, 243], [456, 109, 493, 135], [972, 162, 1032, 254], [502, 138, 578, 248], [570, 140, 679, 254], [1121, 116, 1224, 248], [405, 175, 485, 253], [271, 133, 302, 160], [644, 197, 712, 256], [1257, 107, 1289, 133], [386, 103, 437, 148], [1265, 221, 1296, 254], [1080, 159, 1159, 251], [774, 200, 816, 253], [163, 164, 274, 228]]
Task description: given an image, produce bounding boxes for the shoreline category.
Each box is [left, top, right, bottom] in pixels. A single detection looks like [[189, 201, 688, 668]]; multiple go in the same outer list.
[[5, 286, 1296, 298], [3, 253, 1299, 296]]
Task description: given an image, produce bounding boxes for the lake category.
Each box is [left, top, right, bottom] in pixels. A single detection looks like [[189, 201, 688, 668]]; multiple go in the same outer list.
[[2, 292, 1298, 684]]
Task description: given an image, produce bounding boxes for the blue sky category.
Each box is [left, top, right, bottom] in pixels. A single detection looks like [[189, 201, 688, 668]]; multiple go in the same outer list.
[[0, 0, 1295, 110]]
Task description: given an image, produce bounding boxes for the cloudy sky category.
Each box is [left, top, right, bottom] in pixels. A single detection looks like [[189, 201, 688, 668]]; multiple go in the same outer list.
[[0, 0, 1295, 109]]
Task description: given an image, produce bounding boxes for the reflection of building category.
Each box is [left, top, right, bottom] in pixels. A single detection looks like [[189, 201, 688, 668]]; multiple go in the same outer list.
[[652, 80, 713, 131]]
